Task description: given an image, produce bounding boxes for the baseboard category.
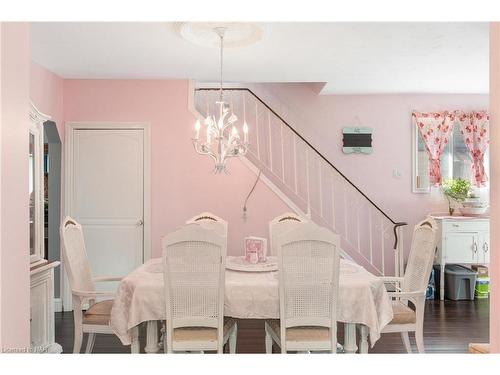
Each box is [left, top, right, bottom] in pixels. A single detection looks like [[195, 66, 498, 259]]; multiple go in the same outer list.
[[54, 297, 63, 313]]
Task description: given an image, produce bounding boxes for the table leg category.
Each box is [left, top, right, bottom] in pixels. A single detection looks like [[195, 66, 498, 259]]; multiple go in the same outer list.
[[131, 325, 140, 354], [145, 320, 160, 354], [440, 264, 445, 301], [343, 323, 358, 354], [359, 325, 369, 354]]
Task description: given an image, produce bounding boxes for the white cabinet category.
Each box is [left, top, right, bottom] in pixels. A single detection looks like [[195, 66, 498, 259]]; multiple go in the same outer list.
[[433, 216, 490, 300], [30, 261, 62, 353]]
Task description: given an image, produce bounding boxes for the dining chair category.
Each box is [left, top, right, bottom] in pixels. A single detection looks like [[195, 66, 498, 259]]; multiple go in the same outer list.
[[379, 218, 438, 353], [161, 224, 237, 353], [60, 216, 124, 353], [265, 222, 340, 353], [186, 212, 228, 238], [268, 212, 307, 256]]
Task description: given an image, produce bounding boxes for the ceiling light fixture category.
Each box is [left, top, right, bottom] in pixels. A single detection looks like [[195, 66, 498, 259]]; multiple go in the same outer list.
[[192, 27, 249, 173]]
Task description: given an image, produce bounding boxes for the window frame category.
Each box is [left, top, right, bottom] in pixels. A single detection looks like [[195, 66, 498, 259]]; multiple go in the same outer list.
[[412, 118, 489, 194]]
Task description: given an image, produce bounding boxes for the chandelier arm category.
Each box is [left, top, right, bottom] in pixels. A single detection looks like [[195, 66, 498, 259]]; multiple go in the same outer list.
[[192, 140, 214, 157]]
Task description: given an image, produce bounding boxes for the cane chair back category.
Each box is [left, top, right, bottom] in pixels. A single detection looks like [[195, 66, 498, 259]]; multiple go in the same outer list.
[[269, 213, 307, 256], [186, 212, 228, 239], [402, 218, 438, 294], [162, 224, 227, 351], [60, 216, 95, 295], [276, 222, 340, 351]]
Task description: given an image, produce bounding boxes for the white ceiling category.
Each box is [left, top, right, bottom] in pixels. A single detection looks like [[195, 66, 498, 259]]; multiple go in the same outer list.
[[30, 22, 489, 94]]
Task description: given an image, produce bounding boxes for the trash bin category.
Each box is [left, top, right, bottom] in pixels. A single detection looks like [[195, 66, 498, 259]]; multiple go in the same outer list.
[[444, 265, 477, 301], [433, 265, 477, 300]]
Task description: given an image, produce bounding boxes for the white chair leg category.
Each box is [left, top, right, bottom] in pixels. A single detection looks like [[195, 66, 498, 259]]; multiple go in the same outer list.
[[73, 309, 83, 354], [401, 332, 412, 353], [85, 333, 96, 353], [415, 329, 425, 353], [415, 298, 426, 354], [229, 324, 237, 354], [265, 330, 273, 354], [73, 329, 83, 354]]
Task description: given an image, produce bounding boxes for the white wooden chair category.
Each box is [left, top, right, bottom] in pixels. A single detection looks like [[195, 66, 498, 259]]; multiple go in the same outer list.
[[268, 212, 307, 256], [161, 224, 237, 353], [60, 216, 124, 353], [380, 218, 438, 353], [186, 212, 228, 238], [265, 222, 340, 353]]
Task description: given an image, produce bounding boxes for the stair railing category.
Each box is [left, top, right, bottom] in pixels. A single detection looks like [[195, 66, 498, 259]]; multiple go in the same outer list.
[[194, 87, 407, 276]]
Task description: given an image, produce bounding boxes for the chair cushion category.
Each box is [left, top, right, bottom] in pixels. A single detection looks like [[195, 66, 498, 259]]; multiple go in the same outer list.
[[390, 301, 416, 324], [267, 319, 331, 342], [83, 300, 113, 325], [173, 318, 236, 343]]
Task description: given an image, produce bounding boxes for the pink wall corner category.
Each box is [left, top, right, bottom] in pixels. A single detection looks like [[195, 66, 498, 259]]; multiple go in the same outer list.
[[0, 22, 31, 350], [249, 83, 489, 258], [63, 79, 289, 257], [489, 22, 499, 353], [0, 21, 3, 350], [30, 62, 64, 138]]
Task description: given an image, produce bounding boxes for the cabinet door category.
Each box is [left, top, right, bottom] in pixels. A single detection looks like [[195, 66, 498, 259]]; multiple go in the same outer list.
[[445, 232, 479, 264], [479, 232, 490, 264], [30, 270, 54, 351]]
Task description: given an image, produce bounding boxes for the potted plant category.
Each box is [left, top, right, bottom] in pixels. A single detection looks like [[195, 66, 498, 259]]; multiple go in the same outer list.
[[442, 178, 471, 216]]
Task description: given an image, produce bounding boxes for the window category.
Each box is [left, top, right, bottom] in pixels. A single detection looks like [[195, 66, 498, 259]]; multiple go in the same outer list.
[[413, 119, 490, 193]]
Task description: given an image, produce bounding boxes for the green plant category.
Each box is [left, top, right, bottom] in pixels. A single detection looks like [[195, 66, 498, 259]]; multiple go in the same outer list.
[[442, 178, 471, 215]]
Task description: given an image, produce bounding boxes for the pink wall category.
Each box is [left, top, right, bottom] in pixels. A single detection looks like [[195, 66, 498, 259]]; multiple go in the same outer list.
[[489, 22, 499, 353], [249, 83, 489, 255], [30, 62, 64, 138], [0, 22, 30, 350], [63, 79, 289, 257]]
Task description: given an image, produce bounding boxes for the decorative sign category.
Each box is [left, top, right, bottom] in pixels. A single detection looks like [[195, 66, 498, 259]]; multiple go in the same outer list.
[[342, 127, 373, 154], [244, 237, 267, 264]]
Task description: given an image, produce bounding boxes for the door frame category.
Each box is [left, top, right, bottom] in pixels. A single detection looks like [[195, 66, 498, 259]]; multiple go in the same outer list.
[[62, 122, 151, 311]]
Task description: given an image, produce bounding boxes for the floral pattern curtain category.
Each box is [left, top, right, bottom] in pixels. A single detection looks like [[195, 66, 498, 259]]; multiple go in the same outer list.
[[457, 111, 490, 187], [412, 111, 454, 186]]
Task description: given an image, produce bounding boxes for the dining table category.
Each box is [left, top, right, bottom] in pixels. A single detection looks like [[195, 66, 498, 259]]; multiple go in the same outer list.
[[110, 256, 394, 354]]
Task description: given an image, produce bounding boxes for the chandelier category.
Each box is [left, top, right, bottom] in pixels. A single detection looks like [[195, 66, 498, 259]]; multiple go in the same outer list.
[[192, 27, 249, 173]]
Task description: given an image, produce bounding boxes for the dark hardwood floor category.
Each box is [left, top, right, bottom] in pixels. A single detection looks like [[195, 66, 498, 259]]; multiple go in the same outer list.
[[56, 299, 489, 354]]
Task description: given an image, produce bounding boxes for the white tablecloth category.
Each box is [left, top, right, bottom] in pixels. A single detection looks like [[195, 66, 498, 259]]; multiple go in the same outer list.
[[110, 257, 393, 347]]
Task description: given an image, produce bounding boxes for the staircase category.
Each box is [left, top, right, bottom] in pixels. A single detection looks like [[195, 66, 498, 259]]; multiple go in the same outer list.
[[190, 84, 407, 276]]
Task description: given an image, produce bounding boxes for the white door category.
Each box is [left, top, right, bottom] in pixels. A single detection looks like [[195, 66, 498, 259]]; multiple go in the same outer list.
[[69, 127, 145, 289]]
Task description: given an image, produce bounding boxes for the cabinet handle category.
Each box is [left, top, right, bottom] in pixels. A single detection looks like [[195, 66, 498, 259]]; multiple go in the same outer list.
[[484, 242, 489, 253], [452, 223, 459, 228], [473, 238, 478, 254]]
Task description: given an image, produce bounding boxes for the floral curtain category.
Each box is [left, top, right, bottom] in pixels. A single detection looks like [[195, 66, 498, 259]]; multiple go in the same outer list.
[[412, 111, 454, 186], [457, 111, 490, 187]]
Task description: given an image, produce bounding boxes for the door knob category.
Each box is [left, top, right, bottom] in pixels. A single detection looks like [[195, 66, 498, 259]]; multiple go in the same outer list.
[[137, 219, 144, 226]]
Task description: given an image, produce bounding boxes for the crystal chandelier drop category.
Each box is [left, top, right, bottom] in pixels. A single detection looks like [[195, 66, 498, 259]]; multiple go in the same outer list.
[[192, 27, 249, 173]]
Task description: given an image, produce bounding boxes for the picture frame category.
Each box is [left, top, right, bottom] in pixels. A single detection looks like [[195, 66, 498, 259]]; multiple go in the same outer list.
[[244, 236, 267, 263]]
